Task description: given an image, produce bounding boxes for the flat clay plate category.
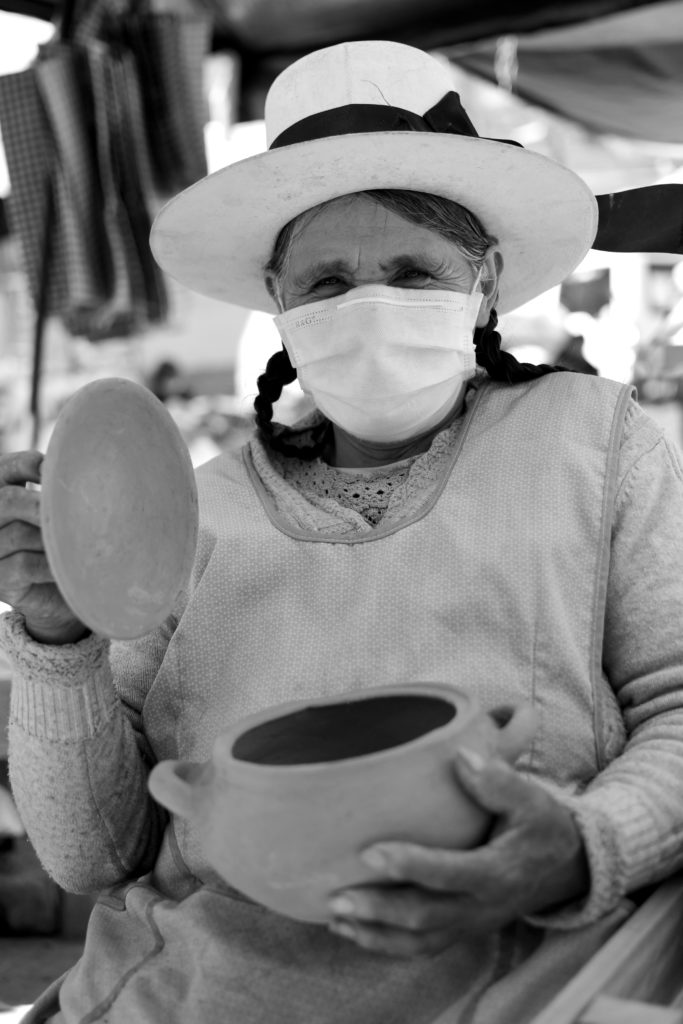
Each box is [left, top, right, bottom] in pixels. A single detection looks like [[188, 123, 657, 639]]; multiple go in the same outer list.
[[41, 378, 199, 639]]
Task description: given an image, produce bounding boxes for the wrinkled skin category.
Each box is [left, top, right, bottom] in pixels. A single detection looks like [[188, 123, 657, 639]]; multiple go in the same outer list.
[[329, 748, 590, 957]]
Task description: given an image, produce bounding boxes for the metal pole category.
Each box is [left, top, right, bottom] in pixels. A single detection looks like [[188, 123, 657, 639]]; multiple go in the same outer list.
[[30, 176, 55, 449], [28, 0, 78, 449]]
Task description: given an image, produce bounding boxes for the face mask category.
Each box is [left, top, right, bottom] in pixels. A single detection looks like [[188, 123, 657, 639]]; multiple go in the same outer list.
[[273, 279, 484, 442]]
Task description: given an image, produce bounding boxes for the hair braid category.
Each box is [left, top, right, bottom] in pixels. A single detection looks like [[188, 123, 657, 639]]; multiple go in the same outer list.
[[254, 347, 332, 460], [474, 309, 569, 383]]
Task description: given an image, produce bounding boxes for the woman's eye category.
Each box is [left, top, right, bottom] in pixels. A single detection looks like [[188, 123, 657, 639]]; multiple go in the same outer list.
[[314, 276, 343, 289], [395, 268, 430, 283]]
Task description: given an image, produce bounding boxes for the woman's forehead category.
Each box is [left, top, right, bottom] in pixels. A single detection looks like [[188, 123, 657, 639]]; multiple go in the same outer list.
[[287, 195, 473, 267]]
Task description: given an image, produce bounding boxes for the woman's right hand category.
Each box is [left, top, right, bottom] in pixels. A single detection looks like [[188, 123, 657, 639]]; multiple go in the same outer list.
[[0, 450, 87, 644]]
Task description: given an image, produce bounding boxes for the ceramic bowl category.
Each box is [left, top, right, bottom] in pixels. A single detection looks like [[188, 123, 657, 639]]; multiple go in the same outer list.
[[148, 682, 537, 922], [41, 377, 198, 639]]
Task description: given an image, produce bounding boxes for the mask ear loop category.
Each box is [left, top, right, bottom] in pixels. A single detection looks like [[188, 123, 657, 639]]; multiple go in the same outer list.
[[469, 253, 491, 355], [469, 250, 491, 296]]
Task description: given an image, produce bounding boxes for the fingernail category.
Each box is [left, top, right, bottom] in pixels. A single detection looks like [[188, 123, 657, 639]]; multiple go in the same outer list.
[[330, 920, 356, 939], [361, 848, 388, 870], [329, 895, 355, 916], [458, 748, 485, 772]]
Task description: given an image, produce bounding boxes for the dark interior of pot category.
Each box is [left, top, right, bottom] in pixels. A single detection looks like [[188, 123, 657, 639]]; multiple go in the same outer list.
[[231, 694, 456, 765]]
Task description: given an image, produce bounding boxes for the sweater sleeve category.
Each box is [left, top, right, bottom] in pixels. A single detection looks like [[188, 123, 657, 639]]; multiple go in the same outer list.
[[0, 610, 172, 894], [530, 400, 683, 928]]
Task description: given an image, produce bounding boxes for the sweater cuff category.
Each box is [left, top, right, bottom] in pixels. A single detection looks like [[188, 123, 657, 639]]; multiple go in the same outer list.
[[0, 610, 116, 742], [523, 782, 657, 930]]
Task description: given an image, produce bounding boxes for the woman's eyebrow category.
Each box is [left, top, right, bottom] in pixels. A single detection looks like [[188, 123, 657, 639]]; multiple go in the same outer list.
[[293, 258, 353, 287], [294, 251, 453, 287], [379, 252, 452, 273]]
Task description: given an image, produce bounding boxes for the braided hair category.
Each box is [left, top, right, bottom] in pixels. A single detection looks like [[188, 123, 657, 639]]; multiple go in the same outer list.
[[254, 348, 333, 460], [255, 188, 567, 459], [474, 309, 565, 384]]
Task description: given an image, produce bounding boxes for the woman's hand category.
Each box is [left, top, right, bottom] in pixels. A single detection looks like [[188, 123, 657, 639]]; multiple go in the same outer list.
[[327, 748, 589, 957], [0, 451, 87, 644]]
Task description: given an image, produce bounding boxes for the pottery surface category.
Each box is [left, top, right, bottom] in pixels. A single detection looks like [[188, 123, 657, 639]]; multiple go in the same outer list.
[[148, 683, 537, 923], [41, 377, 198, 639]]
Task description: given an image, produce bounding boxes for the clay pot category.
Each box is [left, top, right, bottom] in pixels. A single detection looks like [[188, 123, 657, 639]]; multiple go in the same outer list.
[[41, 377, 198, 639], [148, 683, 537, 923]]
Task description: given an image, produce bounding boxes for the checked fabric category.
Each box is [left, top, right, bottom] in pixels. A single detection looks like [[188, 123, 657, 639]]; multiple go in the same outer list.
[[0, 0, 211, 339]]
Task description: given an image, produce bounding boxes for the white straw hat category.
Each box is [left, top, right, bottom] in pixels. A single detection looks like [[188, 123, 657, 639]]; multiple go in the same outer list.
[[150, 40, 598, 315]]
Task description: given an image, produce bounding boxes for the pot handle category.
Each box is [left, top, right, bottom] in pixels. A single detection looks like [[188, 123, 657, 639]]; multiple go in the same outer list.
[[148, 759, 199, 820], [487, 702, 538, 764]]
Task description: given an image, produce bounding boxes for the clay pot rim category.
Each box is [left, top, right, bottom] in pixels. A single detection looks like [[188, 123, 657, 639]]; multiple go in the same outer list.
[[214, 682, 480, 782]]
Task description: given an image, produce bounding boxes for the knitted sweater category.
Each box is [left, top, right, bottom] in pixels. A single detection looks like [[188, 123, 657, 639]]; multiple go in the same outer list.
[[3, 374, 683, 1024]]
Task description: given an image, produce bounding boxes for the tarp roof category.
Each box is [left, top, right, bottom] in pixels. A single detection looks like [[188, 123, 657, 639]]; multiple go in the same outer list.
[[3, 0, 682, 140], [0, 1, 664, 47], [449, 1, 683, 143]]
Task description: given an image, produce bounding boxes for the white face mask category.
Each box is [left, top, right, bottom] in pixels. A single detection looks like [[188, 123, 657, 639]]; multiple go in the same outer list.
[[273, 280, 484, 443]]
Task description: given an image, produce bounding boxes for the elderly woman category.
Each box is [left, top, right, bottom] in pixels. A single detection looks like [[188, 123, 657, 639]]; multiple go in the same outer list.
[[1, 39, 683, 1024]]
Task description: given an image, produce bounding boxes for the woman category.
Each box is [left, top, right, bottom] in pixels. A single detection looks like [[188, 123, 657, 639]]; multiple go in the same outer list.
[[1, 39, 683, 1024]]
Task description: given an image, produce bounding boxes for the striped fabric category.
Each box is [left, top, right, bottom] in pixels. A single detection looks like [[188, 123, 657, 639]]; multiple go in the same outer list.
[[35, 45, 108, 316], [0, 68, 69, 315], [128, 10, 211, 194], [0, 0, 210, 337]]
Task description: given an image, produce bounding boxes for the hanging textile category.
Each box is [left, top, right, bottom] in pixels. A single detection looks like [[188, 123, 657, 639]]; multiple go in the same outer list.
[[71, 0, 211, 194], [34, 44, 111, 324], [0, 0, 212, 339], [0, 66, 70, 315], [121, 9, 211, 194]]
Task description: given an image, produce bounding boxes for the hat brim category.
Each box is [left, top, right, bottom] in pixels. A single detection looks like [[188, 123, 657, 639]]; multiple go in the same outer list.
[[150, 133, 598, 315]]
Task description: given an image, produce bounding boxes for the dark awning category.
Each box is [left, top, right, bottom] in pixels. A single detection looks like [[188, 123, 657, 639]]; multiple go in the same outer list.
[[449, 1, 683, 142], [1, 0, 662, 46], [4, 0, 679, 140]]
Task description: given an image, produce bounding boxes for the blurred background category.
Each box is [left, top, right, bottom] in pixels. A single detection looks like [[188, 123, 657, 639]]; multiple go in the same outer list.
[[1, 0, 683, 1009], [2, 0, 683, 469]]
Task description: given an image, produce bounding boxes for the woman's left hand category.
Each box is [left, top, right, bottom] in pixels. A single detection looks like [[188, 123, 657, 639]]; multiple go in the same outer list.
[[327, 748, 590, 957]]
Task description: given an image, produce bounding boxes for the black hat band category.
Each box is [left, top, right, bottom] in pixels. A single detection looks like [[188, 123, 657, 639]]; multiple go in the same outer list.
[[269, 92, 522, 150]]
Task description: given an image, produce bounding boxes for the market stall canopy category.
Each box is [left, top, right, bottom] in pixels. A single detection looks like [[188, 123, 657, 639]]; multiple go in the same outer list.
[[0, 0, 665, 49], [448, 0, 683, 143], [3, 0, 681, 140]]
